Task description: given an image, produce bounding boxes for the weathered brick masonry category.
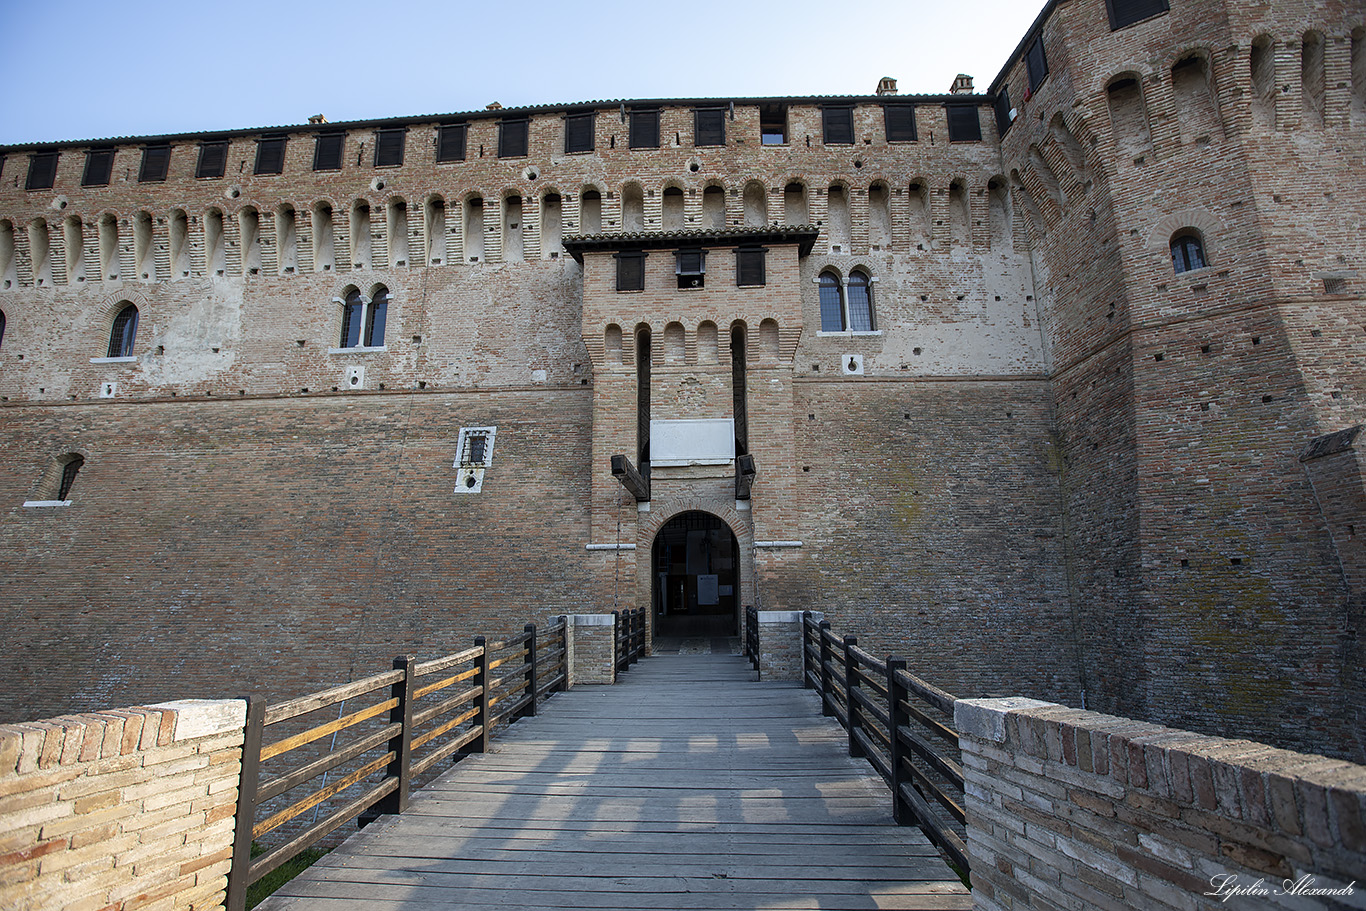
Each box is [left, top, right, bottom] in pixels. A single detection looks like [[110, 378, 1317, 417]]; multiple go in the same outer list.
[[0, 0, 1363, 764]]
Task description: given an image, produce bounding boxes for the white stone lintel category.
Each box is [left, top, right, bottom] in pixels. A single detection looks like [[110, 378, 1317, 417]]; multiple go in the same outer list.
[[585, 543, 637, 551], [570, 614, 615, 626], [755, 541, 803, 548], [147, 699, 247, 742], [955, 697, 1059, 744]]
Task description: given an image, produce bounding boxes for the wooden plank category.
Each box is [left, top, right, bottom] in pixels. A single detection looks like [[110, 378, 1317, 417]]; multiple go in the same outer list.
[[265, 669, 404, 725], [260, 697, 398, 762]]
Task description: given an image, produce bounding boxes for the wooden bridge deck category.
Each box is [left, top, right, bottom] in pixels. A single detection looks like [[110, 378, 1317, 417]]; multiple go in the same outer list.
[[258, 648, 972, 911]]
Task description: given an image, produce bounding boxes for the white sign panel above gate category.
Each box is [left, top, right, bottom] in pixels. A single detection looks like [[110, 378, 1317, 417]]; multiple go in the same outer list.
[[650, 419, 735, 467]]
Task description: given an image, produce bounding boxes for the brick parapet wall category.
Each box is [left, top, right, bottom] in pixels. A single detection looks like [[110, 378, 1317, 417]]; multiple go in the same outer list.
[[564, 614, 615, 686], [755, 610, 820, 682], [0, 699, 245, 911], [956, 697, 1366, 911]]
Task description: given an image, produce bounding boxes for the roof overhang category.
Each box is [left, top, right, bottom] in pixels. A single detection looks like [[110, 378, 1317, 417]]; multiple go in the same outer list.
[[561, 226, 820, 263]]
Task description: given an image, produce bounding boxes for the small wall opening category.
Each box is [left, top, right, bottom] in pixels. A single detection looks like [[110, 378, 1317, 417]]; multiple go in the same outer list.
[[605, 323, 623, 365], [65, 216, 87, 283], [664, 321, 686, 364], [133, 211, 154, 281], [988, 177, 1011, 251], [0, 220, 17, 289], [1302, 31, 1326, 129], [1049, 113, 1087, 180], [541, 193, 562, 258], [350, 200, 371, 270], [167, 210, 189, 279], [276, 205, 297, 275], [28, 219, 52, 286], [99, 213, 119, 281], [1251, 35, 1277, 130], [868, 182, 892, 249], [661, 186, 685, 231], [1172, 54, 1225, 144], [502, 195, 524, 262], [759, 318, 780, 361], [465, 197, 484, 262], [311, 202, 334, 272], [424, 197, 447, 265], [697, 320, 718, 364], [239, 206, 262, 275], [581, 188, 603, 233], [1107, 75, 1154, 159], [743, 181, 767, 227], [908, 181, 931, 250], [623, 183, 645, 232], [948, 180, 971, 249], [387, 198, 409, 267], [702, 185, 725, 229], [827, 184, 851, 250], [784, 182, 808, 226], [1011, 169, 1046, 240]]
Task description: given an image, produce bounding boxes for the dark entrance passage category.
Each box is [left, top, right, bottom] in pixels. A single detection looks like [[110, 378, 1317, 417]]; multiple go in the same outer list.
[[652, 511, 739, 637]]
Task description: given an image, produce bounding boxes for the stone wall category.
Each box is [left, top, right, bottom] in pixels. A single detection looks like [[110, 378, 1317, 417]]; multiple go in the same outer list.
[[956, 697, 1366, 911], [0, 700, 244, 911]]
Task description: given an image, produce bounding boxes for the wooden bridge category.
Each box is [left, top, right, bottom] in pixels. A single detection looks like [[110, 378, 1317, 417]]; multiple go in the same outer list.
[[256, 642, 971, 910]]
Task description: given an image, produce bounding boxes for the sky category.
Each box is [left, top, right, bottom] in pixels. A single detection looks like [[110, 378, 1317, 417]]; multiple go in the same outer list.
[[0, 0, 1048, 146]]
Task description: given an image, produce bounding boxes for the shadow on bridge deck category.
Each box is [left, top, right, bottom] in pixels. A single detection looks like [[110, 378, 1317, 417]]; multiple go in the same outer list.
[[257, 651, 972, 911]]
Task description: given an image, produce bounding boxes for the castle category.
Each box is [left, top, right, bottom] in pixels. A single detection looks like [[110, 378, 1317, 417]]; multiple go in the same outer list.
[[0, 0, 1362, 764]]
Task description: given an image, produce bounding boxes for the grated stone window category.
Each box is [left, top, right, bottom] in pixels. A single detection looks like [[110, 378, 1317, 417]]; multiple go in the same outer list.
[[454, 426, 497, 493]]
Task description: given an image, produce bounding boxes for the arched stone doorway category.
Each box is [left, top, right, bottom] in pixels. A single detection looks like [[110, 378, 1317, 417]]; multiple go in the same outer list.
[[651, 511, 740, 637]]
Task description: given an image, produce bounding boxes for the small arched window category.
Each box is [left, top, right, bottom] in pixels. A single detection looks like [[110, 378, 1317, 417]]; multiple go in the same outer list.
[[848, 272, 875, 332], [58, 455, 84, 501], [819, 271, 845, 331], [108, 304, 139, 357], [340, 286, 388, 349], [1171, 231, 1207, 274]]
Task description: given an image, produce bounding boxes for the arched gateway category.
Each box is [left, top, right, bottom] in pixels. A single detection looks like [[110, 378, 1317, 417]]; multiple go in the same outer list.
[[651, 511, 741, 637]]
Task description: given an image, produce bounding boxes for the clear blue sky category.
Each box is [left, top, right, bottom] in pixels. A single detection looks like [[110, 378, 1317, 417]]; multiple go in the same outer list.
[[0, 0, 1048, 146]]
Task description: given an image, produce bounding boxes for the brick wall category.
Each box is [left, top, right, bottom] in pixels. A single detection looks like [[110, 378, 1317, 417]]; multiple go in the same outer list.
[[0, 699, 244, 911], [753, 610, 813, 681], [956, 697, 1366, 911], [564, 615, 615, 685]]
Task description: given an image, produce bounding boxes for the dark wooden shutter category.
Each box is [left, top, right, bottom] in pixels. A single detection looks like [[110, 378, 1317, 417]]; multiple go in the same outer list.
[[1026, 38, 1049, 92], [823, 107, 854, 144], [945, 105, 982, 142], [436, 124, 466, 162], [1106, 0, 1169, 30], [82, 149, 114, 187], [313, 133, 343, 171], [26, 152, 58, 190], [616, 252, 644, 291], [374, 129, 405, 167], [694, 109, 725, 147], [254, 137, 286, 175], [139, 145, 170, 182], [736, 248, 766, 286], [565, 113, 594, 153], [196, 142, 227, 178], [884, 105, 916, 142], [994, 89, 1014, 137], [499, 119, 529, 158], [630, 110, 659, 149]]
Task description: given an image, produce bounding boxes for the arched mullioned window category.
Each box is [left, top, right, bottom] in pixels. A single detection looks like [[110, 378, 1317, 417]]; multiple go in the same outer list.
[[108, 304, 139, 357], [847, 272, 875, 331], [819, 271, 845, 331], [340, 286, 389, 348], [1171, 231, 1207, 274], [58, 455, 84, 501]]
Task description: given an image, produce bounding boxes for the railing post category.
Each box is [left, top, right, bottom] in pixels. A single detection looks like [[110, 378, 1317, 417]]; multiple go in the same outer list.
[[887, 656, 912, 825], [611, 610, 621, 673], [524, 623, 538, 718], [628, 609, 640, 665], [379, 655, 416, 815], [558, 617, 570, 693], [818, 620, 833, 716], [801, 611, 812, 689], [226, 695, 265, 911], [463, 636, 491, 754], [844, 635, 863, 758]]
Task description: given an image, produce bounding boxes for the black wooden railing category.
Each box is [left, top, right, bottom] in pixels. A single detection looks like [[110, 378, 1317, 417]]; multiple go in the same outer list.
[[800, 611, 970, 881], [744, 606, 760, 674], [226, 618, 568, 911], [613, 607, 646, 672]]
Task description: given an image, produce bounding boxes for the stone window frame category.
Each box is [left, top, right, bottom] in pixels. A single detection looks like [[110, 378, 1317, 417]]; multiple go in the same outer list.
[[814, 267, 882, 336], [454, 425, 497, 494], [331, 284, 390, 352]]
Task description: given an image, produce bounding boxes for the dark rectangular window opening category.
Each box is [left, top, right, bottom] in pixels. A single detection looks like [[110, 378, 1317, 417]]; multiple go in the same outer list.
[[313, 133, 344, 171], [139, 145, 171, 182], [82, 148, 115, 187], [196, 141, 228, 179], [26, 151, 58, 190], [616, 251, 645, 292], [374, 129, 406, 167], [254, 136, 287, 175], [499, 119, 529, 158], [565, 112, 595, 153], [466, 433, 489, 466], [1026, 37, 1049, 92], [694, 108, 725, 147], [884, 104, 917, 142], [945, 104, 983, 142], [822, 106, 854, 145], [994, 89, 1014, 137], [1106, 0, 1169, 30], [436, 123, 467, 162], [676, 249, 706, 289], [629, 109, 660, 149], [736, 247, 766, 287], [760, 102, 787, 145]]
